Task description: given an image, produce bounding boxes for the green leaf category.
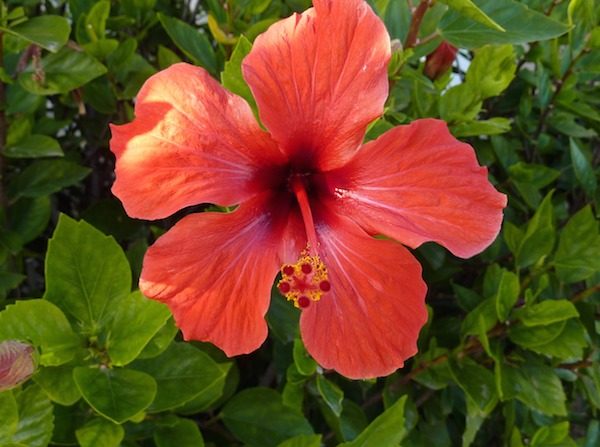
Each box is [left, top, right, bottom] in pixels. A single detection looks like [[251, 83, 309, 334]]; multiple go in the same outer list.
[[84, 1, 110, 42], [133, 342, 229, 412], [461, 297, 497, 338], [513, 300, 579, 326], [569, 139, 597, 196], [531, 422, 575, 447], [19, 47, 107, 95], [437, 0, 504, 31], [175, 359, 237, 414], [493, 268, 519, 322], [339, 395, 407, 447], [158, 45, 182, 69], [293, 338, 317, 376], [282, 364, 307, 411], [503, 221, 524, 256], [222, 388, 313, 447], [499, 360, 566, 416], [509, 162, 560, 209], [316, 375, 344, 417], [4, 135, 63, 159], [451, 117, 511, 137], [137, 318, 178, 360], [73, 367, 157, 424], [554, 205, 600, 283], [450, 358, 498, 413], [1, 16, 70, 52], [466, 44, 516, 99], [12, 385, 54, 447], [510, 319, 587, 360], [0, 272, 25, 298], [277, 434, 322, 447], [439, 83, 482, 123], [33, 364, 81, 406], [221, 36, 256, 111], [0, 391, 19, 444], [158, 13, 217, 75], [452, 359, 499, 447], [0, 300, 80, 366], [154, 417, 205, 447], [75, 418, 124, 447], [8, 197, 51, 245], [7, 160, 90, 199], [514, 191, 555, 268], [267, 288, 300, 344], [439, 0, 570, 48], [106, 291, 171, 366], [45, 215, 132, 333]]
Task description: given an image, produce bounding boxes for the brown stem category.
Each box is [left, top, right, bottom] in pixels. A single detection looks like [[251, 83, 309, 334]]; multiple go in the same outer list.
[[404, 0, 432, 49], [363, 325, 505, 409], [572, 284, 600, 303], [415, 31, 440, 48]]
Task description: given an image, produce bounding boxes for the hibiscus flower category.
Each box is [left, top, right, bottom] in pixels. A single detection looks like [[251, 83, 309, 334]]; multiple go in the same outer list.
[[110, 0, 506, 379]]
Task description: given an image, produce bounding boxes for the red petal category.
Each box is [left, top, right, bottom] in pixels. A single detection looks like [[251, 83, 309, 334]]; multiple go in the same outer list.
[[333, 119, 507, 258], [300, 214, 427, 379], [139, 194, 293, 356], [110, 63, 283, 220], [242, 0, 390, 170]]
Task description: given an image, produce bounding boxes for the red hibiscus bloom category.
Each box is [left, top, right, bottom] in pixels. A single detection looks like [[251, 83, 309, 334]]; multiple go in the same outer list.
[[110, 0, 506, 379]]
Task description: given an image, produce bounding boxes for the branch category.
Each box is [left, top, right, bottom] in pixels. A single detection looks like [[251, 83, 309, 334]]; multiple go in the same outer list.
[[404, 0, 432, 49]]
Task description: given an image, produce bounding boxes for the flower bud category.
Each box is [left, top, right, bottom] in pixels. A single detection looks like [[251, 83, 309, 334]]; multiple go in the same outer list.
[[0, 340, 36, 391], [424, 42, 458, 80]]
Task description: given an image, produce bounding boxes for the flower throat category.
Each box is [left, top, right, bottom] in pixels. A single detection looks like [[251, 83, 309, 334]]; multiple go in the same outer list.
[[277, 175, 330, 309]]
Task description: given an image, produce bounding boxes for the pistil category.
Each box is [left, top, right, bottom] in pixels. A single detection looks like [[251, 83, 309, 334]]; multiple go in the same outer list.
[[290, 175, 319, 255], [277, 174, 330, 309]]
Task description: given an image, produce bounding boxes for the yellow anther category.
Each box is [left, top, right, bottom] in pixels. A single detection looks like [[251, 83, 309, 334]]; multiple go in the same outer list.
[[277, 250, 330, 309]]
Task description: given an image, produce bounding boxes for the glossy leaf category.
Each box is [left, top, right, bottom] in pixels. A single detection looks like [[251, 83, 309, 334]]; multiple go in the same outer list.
[[437, 0, 504, 31], [316, 375, 344, 417], [133, 342, 229, 412], [33, 365, 81, 406], [7, 160, 90, 199], [554, 206, 600, 283], [513, 300, 579, 326], [45, 215, 132, 333], [439, 0, 570, 48], [222, 388, 314, 447], [221, 36, 256, 111], [75, 418, 124, 447], [12, 385, 54, 447], [73, 367, 157, 424], [19, 48, 107, 95], [106, 291, 171, 366], [0, 391, 19, 444], [0, 300, 80, 366], [499, 361, 566, 416], [4, 135, 63, 158], [154, 417, 204, 447], [2, 15, 70, 52], [158, 13, 217, 74], [339, 395, 407, 447], [569, 139, 597, 195]]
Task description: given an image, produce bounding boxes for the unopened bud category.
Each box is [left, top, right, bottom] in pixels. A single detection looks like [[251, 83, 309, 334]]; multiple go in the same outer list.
[[424, 42, 458, 80], [0, 340, 36, 391]]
